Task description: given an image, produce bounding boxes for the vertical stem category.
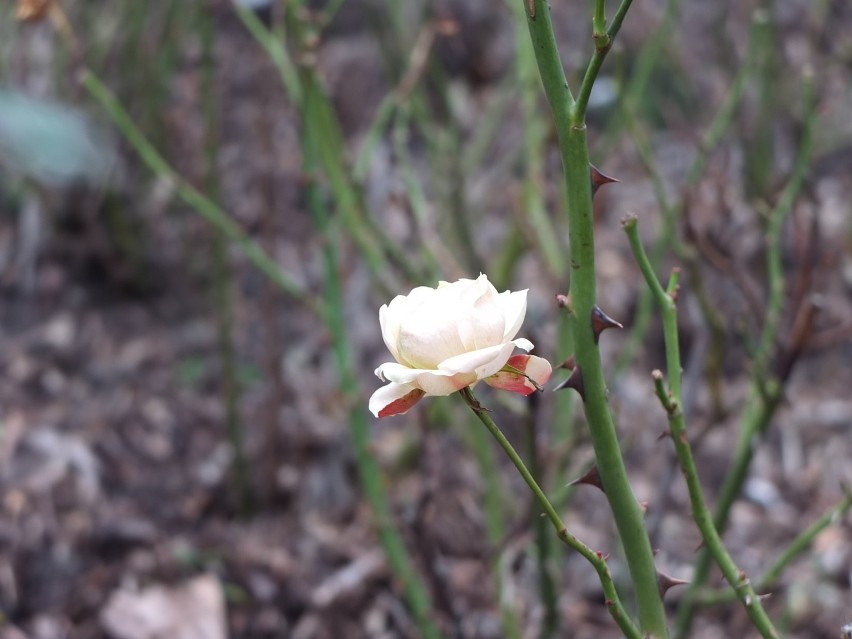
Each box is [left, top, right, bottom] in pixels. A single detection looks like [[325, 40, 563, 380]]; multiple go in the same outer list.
[[623, 216, 780, 639], [200, 1, 250, 514], [301, 122, 442, 639], [523, 395, 559, 638], [675, 72, 816, 637], [464, 411, 524, 639], [522, 2, 668, 635]]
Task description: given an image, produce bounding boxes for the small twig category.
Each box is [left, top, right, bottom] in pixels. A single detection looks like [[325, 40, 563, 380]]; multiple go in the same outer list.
[[574, 0, 633, 124]]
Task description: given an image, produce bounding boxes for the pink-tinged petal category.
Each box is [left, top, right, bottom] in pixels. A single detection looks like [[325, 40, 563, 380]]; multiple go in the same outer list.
[[369, 383, 425, 418], [495, 289, 528, 341], [484, 354, 553, 396], [438, 342, 515, 379]]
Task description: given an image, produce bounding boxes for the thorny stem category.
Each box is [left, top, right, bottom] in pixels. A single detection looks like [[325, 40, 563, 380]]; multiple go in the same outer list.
[[623, 215, 780, 639], [675, 69, 817, 638], [523, 1, 668, 636], [698, 490, 852, 605], [460, 388, 642, 639]]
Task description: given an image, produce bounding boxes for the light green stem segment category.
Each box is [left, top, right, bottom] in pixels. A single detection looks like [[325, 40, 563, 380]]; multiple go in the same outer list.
[[522, 1, 668, 635], [460, 388, 642, 639], [624, 216, 780, 639]]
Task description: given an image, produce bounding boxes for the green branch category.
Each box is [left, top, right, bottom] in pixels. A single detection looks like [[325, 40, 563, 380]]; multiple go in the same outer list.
[[522, 1, 668, 635], [302, 119, 442, 639], [675, 69, 818, 637], [460, 388, 641, 639], [80, 70, 318, 317], [698, 490, 852, 605], [623, 215, 779, 639]]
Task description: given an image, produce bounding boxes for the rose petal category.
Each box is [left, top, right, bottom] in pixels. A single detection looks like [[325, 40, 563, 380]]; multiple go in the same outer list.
[[414, 370, 476, 395], [369, 383, 426, 418], [511, 337, 533, 352], [438, 342, 515, 379], [496, 289, 528, 341], [484, 354, 552, 396], [376, 362, 476, 396], [379, 303, 404, 366], [459, 287, 505, 351]]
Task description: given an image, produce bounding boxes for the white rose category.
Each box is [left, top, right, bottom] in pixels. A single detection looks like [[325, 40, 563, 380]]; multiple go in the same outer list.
[[369, 274, 552, 418]]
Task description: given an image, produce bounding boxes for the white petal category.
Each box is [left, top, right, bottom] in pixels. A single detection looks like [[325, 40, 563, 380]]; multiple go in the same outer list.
[[496, 289, 528, 341], [438, 342, 515, 379], [414, 370, 476, 396], [375, 362, 476, 396], [511, 337, 534, 352], [459, 293, 505, 353]]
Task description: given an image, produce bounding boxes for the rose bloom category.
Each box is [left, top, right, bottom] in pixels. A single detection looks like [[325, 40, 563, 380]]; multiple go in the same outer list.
[[370, 274, 552, 418]]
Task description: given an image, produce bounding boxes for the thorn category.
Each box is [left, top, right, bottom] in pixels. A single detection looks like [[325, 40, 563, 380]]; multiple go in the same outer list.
[[693, 539, 706, 552], [559, 355, 576, 370], [657, 429, 672, 441], [639, 500, 649, 515], [569, 465, 604, 493], [553, 365, 584, 399], [590, 163, 619, 196], [657, 570, 689, 598], [591, 305, 624, 343]]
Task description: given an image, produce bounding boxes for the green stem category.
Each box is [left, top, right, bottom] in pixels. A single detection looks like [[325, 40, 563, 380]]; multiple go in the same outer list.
[[523, 395, 558, 638], [623, 215, 779, 639], [523, 2, 668, 635], [302, 120, 442, 639], [675, 70, 817, 638], [464, 410, 523, 639], [460, 388, 642, 639], [575, 0, 633, 123], [698, 491, 852, 605], [200, 0, 251, 515], [79, 70, 317, 317]]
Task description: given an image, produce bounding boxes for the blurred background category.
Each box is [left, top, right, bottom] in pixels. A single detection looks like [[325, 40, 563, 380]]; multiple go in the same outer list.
[[0, 1, 851, 638]]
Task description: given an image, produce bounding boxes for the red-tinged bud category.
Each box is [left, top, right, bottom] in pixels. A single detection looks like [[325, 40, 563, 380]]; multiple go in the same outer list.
[[590, 163, 619, 196], [591, 305, 624, 343], [555, 293, 572, 312], [657, 570, 689, 597]]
